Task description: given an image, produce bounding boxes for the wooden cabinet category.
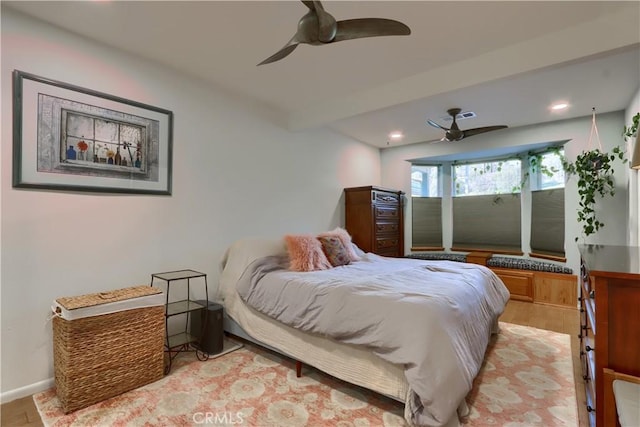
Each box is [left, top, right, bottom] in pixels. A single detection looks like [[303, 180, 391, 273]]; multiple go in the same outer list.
[[533, 272, 577, 308], [578, 245, 640, 427], [345, 186, 404, 257], [464, 252, 577, 306], [492, 268, 534, 302], [465, 252, 534, 302]]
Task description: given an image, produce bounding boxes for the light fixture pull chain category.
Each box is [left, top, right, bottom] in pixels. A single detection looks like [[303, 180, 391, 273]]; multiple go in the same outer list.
[[588, 107, 603, 151]]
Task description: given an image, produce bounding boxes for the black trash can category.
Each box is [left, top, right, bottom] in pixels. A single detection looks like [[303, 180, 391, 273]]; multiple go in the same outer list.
[[191, 301, 224, 355]]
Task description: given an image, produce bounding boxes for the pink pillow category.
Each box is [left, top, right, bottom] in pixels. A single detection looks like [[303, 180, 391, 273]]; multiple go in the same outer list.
[[318, 236, 351, 267], [284, 234, 332, 272], [318, 227, 360, 261]]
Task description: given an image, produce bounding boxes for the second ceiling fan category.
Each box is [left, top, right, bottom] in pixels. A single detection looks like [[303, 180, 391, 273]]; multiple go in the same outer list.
[[427, 108, 508, 142]]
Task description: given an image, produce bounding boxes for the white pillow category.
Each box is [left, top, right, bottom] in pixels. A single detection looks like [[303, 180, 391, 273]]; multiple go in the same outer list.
[[218, 238, 287, 302], [352, 242, 366, 258]]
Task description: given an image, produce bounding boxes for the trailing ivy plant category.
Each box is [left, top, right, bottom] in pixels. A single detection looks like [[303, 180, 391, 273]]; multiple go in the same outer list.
[[562, 145, 627, 240], [623, 112, 639, 141], [516, 146, 564, 192]]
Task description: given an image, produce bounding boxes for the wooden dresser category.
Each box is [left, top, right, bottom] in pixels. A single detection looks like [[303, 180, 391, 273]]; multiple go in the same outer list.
[[344, 186, 404, 257], [578, 244, 640, 427]]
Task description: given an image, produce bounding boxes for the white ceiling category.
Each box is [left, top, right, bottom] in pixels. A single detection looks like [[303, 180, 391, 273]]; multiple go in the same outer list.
[[5, 1, 640, 148]]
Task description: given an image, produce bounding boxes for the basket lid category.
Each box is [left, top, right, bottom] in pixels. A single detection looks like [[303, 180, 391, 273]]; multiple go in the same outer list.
[[55, 285, 162, 311]]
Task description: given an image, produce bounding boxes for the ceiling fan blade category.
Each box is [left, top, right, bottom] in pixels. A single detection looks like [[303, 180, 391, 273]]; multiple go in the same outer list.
[[312, 1, 337, 42], [257, 39, 299, 66], [428, 136, 453, 144], [334, 18, 411, 42], [427, 119, 449, 131], [462, 125, 508, 138], [301, 1, 315, 11]]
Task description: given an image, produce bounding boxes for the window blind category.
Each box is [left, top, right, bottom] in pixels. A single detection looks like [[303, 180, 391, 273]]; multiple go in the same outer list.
[[411, 197, 442, 247], [530, 188, 565, 256], [452, 193, 521, 251]]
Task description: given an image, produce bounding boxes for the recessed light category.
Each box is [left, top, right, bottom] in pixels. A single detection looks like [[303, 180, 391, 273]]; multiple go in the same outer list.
[[551, 102, 569, 111], [389, 132, 404, 140]]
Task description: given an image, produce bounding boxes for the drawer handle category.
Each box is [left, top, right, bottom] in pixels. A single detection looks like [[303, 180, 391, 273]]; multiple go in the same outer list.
[[377, 224, 398, 231], [578, 334, 583, 339], [586, 345, 594, 352], [586, 405, 595, 413], [582, 325, 589, 331], [583, 374, 590, 381]]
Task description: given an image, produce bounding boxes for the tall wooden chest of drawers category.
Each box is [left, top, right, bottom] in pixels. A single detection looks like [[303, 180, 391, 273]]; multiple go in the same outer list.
[[344, 186, 404, 257], [578, 244, 640, 427]]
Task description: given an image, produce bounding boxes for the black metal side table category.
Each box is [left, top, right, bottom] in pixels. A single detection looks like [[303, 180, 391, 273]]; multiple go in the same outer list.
[[150, 269, 209, 373]]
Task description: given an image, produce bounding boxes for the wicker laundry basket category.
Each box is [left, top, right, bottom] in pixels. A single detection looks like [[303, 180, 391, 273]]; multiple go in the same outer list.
[[52, 285, 165, 413]]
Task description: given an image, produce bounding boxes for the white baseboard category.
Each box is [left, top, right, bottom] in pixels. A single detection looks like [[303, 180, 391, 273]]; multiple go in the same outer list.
[[1, 378, 54, 404]]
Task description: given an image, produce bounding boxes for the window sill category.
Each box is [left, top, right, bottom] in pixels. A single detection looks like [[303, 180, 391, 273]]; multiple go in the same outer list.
[[411, 246, 445, 252], [529, 252, 566, 263], [451, 246, 523, 256]]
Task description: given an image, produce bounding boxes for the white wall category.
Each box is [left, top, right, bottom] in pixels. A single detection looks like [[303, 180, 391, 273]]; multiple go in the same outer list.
[[380, 111, 629, 274], [0, 9, 381, 399], [625, 87, 640, 245]]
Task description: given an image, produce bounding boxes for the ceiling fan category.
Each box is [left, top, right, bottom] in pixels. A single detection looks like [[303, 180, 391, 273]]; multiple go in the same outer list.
[[258, 0, 411, 66], [427, 108, 508, 142]]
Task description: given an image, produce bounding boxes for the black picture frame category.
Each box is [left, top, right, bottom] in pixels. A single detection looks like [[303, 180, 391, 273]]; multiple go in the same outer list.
[[12, 70, 173, 195]]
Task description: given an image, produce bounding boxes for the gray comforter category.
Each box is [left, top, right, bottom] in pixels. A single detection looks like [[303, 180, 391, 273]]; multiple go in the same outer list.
[[236, 253, 510, 426]]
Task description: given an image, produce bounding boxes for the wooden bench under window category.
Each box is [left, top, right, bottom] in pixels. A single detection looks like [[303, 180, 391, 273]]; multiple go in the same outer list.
[[407, 251, 577, 307]]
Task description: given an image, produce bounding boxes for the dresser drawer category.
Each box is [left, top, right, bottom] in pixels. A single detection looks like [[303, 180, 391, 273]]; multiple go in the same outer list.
[[581, 293, 596, 336], [373, 190, 400, 206], [376, 246, 402, 257], [375, 205, 399, 219], [580, 333, 597, 417], [582, 335, 596, 375], [491, 269, 533, 302], [580, 300, 589, 334], [375, 236, 400, 251], [375, 221, 400, 235]]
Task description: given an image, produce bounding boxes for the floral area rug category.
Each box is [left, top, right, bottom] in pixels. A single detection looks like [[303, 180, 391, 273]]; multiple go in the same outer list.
[[34, 322, 577, 426], [462, 323, 577, 426]]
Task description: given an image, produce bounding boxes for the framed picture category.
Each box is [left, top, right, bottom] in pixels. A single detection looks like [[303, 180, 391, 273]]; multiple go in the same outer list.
[[12, 70, 173, 195]]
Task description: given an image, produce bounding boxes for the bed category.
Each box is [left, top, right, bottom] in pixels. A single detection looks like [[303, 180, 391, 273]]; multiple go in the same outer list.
[[217, 237, 510, 427]]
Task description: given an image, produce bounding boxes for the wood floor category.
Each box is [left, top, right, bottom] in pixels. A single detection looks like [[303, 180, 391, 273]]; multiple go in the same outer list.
[[1, 300, 586, 427]]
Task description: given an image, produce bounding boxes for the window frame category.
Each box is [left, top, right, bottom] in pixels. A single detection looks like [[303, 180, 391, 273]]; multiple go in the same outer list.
[[528, 148, 566, 192], [410, 164, 441, 197], [452, 157, 523, 197], [410, 145, 567, 260]]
